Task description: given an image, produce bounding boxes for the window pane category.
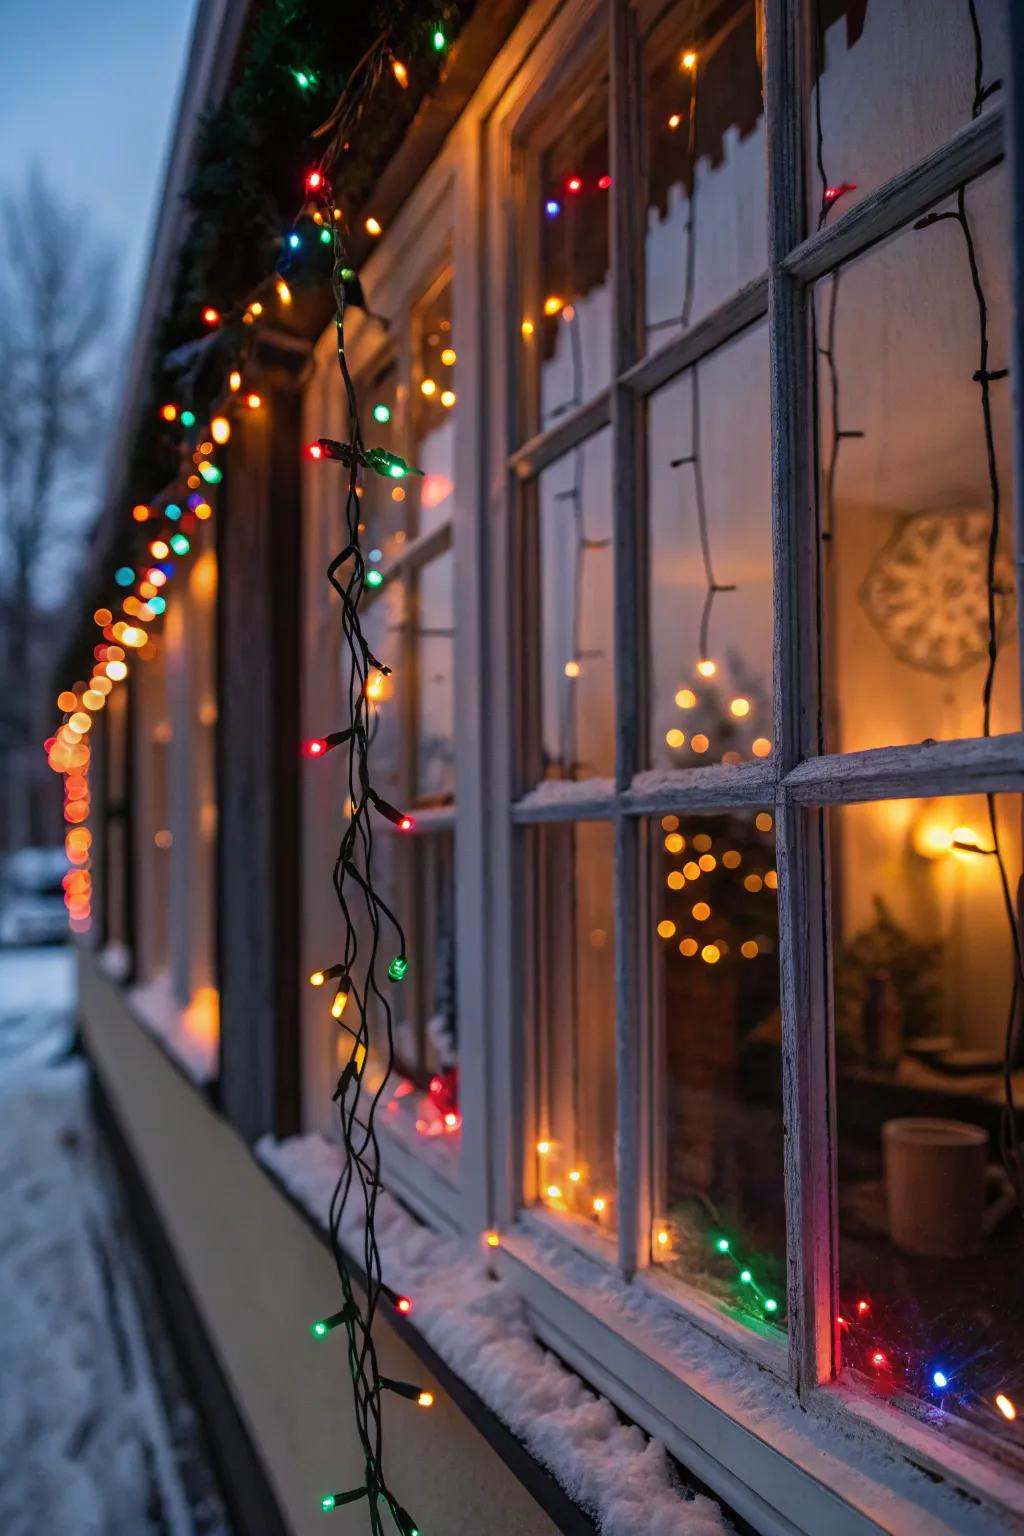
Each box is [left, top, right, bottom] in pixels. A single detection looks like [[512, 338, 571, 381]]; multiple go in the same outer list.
[[819, 171, 1019, 754], [649, 810, 786, 1333], [411, 271, 457, 540], [415, 548, 455, 804], [808, 0, 1007, 229], [358, 354, 407, 564], [530, 821, 616, 1230], [648, 323, 773, 771], [367, 829, 461, 1158], [361, 579, 406, 809], [519, 51, 611, 437], [640, 0, 766, 351], [833, 794, 1023, 1443], [534, 430, 615, 781]]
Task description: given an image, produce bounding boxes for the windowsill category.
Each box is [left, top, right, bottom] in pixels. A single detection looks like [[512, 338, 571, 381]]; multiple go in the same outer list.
[[498, 1224, 1024, 1535], [129, 973, 219, 1089], [253, 1130, 726, 1536]]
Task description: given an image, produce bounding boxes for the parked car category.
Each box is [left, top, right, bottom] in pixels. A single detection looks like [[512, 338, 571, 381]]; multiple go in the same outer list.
[[0, 847, 69, 946]]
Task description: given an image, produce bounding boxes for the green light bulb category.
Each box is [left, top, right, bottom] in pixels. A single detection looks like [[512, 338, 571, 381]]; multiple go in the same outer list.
[[366, 569, 383, 589], [765, 1298, 778, 1313], [293, 69, 317, 90], [199, 462, 222, 484], [180, 410, 196, 428], [716, 1237, 729, 1253], [341, 267, 355, 281], [321, 1494, 335, 1512], [373, 404, 391, 424], [388, 463, 405, 479], [388, 954, 408, 981], [740, 1269, 752, 1284], [432, 27, 445, 49], [169, 533, 190, 555], [320, 227, 332, 245], [311, 1320, 329, 1338]]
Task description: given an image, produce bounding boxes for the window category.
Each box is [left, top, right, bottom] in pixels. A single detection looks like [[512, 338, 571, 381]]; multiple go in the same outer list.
[[300, 217, 462, 1212], [480, 0, 1023, 1514]]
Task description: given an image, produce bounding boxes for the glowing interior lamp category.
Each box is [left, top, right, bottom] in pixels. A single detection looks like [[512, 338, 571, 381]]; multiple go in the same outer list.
[[388, 954, 409, 982], [180, 410, 196, 428]]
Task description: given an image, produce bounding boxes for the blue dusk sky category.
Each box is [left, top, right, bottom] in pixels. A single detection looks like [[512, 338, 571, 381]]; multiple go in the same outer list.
[[0, 0, 198, 358]]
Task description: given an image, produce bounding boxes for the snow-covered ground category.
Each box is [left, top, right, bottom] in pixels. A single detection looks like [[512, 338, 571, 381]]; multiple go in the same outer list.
[[0, 946, 231, 1536]]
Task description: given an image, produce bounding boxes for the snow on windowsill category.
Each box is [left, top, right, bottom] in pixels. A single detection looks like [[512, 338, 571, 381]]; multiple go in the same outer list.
[[255, 1131, 727, 1536], [129, 974, 218, 1087]]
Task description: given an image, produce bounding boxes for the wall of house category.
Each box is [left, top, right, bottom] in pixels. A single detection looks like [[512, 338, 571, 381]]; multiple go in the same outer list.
[[78, 951, 559, 1536]]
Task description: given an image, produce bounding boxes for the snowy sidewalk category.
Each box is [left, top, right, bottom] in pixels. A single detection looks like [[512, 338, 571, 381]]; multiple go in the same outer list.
[[0, 948, 231, 1536]]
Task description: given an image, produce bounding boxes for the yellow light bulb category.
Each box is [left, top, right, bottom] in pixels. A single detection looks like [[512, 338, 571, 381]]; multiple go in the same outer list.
[[392, 59, 408, 87], [229, 370, 241, 392], [674, 688, 696, 709], [331, 989, 349, 1019], [485, 1231, 500, 1248], [666, 728, 686, 748], [664, 833, 684, 853], [536, 1140, 551, 1155], [696, 658, 716, 677], [546, 1184, 562, 1200], [730, 697, 750, 717], [701, 943, 721, 964], [569, 1169, 581, 1184], [440, 348, 456, 366], [668, 112, 682, 130], [752, 737, 772, 758], [309, 971, 325, 987], [741, 940, 759, 959], [667, 870, 685, 890], [366, 216, 382, 237], [543, 295, 563, 317], [679, 937, 698, 956], [211, 415, 231, 444], [692, 900, 711, 921], [276, 278, 292, 306], [691, 734, 709, 753], [656, 919, 677, 939], [420, 378, 437, 397], [681, 49, 698, 70], [592, 1196, 606, 1213], [564, 659, 581, 678], [996, 1394, 1017, 1421], [755, 812, 773, 832], [656, 1228, 670, 1247], [249, 301, 263, 317], [521, 319, 535, 337], [440, 389, 456, 408]]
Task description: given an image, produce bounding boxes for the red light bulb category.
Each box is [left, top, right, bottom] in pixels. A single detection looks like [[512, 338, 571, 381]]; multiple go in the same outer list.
[[399, 815, 415, 832], [856, 1299, 870, 1317], [871, 1350, 887, 1368], [597, 174, 611, 189], [306, 443, 323, 460], [202, 306, 220, 326], [396, 1296, 412, 1314], [307, 169, 324, 191], [566, 176, 582, 193], [304, 738, 327, 757]]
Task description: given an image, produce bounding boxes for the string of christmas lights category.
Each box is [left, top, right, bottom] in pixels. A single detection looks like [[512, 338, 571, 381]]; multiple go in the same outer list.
[[44, 20, 463, 1530]]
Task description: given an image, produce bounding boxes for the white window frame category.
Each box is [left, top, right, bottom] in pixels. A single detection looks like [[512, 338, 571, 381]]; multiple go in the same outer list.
[[301, 0, 1024, 1524], [470, 0, 1024, 1528]]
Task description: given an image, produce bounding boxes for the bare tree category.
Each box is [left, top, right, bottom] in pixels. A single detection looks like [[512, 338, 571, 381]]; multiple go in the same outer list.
[[0, 171, 115, 849]]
